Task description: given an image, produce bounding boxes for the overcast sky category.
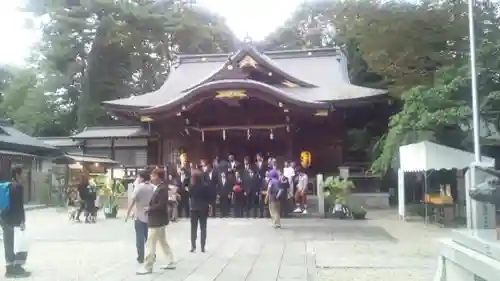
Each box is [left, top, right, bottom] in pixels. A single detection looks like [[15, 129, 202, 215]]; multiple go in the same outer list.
[[0, 0, 304, 66]]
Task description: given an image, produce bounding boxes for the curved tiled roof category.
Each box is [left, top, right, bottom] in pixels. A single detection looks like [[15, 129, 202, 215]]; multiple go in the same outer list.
[[140, 79, 330, 115], [102, 47, 387, 112]]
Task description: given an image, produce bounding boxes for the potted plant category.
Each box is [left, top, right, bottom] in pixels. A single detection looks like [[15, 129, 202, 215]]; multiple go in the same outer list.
[[323, 176, 355, 218], [100, 177, 125, 219]]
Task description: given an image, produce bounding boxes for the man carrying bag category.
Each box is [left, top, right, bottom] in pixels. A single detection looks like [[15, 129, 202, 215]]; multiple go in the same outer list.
[[0, 165, 30, 277]]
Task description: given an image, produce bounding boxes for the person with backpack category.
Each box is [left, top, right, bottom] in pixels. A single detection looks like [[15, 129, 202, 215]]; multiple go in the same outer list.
[[266, 169, 282, 228], [0, 165, 30, 277]]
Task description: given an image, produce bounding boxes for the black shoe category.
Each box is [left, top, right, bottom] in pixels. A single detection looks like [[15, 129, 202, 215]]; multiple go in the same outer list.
[[5, 265, 15, 277], [201, 248, 205, 253], [190, 247, 196, 253], [5, 265, 31, 278]]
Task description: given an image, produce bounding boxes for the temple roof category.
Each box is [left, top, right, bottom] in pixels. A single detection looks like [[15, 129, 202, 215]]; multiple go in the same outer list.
[[103, 46, 387, 113], [0, 119, 61, 156], [71, 126, 149, 139]]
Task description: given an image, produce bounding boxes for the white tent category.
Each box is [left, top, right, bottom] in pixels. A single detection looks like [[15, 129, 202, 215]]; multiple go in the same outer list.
[[398, 141, 495, 220]]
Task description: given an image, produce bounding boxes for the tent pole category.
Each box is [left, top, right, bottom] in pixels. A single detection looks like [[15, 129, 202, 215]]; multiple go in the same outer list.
[[424, 171, 428, 226]]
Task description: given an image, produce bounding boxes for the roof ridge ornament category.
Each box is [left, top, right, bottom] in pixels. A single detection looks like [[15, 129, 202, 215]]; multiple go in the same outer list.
[[243, 33, 252, 44]]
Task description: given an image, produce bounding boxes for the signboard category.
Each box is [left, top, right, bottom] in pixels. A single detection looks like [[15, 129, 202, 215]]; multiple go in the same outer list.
[[215, 90, 247, 99]]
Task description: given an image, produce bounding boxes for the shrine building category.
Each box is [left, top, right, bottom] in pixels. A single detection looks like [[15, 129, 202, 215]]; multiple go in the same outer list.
[[88, 44, 390, 176]]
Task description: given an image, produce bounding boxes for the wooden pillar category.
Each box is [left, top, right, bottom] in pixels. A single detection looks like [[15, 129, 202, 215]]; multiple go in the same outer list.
[[110, 138, 115, 178], [159, 137, 164, 166], [110, 138, 116, 160], [286, 131, 293, 161], [81, 139, 87, 154], [0, 155, 11, 181]]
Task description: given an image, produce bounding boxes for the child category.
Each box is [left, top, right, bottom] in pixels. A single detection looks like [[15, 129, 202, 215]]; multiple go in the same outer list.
[[294, 169, 309, 214]]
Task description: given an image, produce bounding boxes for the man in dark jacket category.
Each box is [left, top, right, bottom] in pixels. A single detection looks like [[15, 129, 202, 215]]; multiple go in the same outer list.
[[217, 172, 232, 217], [137, 168, 176, 275], [243, 169, 261, 218], [177, 165, 190, 218], [76, 175, 89, 222], [202, 161, 218, 217], [255, 153, 266, 181], [189, 169, 215, 252], [1, 165, 29, 277]]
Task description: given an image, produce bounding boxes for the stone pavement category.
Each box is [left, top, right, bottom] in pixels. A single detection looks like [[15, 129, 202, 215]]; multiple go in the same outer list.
[[0, 209, 451, 281]]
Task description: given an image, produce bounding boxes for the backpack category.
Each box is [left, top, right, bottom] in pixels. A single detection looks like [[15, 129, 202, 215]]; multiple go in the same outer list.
[[0, 182, 12, 210]]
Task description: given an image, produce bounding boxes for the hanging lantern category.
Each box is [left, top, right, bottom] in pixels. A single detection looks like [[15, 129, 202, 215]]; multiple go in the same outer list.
[[300, 151, 311, 168], [179, 152, 188, 166], [222, 129, 226, 140], [201, 130, 205, 142], [269, 129, 274, 140], [247, 128, 251, 140]]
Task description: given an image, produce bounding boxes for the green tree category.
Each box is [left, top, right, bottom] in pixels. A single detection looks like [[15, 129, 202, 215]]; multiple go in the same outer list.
[[371, 42, 500, 174], [263, 0, 500, 93], [24, 0, 237, 132], [0, 68, 60, 136]]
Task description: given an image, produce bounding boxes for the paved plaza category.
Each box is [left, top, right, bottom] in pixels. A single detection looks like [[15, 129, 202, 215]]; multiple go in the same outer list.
[[1, 209, 450, 281]]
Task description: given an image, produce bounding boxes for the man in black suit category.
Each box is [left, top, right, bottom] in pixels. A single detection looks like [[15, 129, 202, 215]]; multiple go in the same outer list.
[[243, 169, 261, 218], [227, 154, 239, 176], [201, 161, 218, 217], [217, 172, 232, 217], [255, 153, 266, 181], [177, 164, 191, 218]]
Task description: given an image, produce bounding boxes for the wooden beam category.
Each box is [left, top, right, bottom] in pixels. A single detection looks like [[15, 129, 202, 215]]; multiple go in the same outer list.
[[188, 124, 288, 132]]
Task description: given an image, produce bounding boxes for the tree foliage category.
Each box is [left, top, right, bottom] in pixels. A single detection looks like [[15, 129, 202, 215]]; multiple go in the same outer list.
[[371, 41, 500, 174], [263, 0, 500, 93], [0, 0, 237, 135]]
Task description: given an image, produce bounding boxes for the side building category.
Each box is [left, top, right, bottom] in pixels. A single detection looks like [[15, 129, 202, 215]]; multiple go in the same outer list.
[[0, 119, 62, 203]]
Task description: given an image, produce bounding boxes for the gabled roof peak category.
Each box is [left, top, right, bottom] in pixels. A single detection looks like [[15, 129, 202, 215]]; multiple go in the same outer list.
[[178, 47, 343, 64]]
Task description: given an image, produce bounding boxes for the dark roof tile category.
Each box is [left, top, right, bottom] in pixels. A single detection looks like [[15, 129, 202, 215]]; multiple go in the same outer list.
[[0, 124, 60, 156], [102, 47, 387, 110]]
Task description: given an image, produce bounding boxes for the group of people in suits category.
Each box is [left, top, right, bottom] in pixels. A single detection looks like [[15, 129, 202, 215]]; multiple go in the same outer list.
[[171, 153, 309, 220]]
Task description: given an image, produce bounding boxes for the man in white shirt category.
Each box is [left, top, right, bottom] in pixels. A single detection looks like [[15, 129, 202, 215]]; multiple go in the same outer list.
[[283, 161, 295, 199], [125, 171, 155, 265]]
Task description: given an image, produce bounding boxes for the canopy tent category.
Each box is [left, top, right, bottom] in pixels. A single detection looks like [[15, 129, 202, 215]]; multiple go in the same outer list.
[[399, 141, 494, 172], [398, 141, 495, 221]]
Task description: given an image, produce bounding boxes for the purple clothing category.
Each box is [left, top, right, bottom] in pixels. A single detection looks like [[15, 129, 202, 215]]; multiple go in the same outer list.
[[268, 170, 281, 201]]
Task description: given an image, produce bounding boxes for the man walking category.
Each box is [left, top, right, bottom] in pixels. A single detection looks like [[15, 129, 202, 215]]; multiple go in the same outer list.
[[125, 171, 155, 265], [137, 168, 176, 275], [1, 165, 30, 277]]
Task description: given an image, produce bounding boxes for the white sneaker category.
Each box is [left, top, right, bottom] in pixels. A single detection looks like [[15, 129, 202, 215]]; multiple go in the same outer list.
[[302, 209, 308, 214], [160, 261, 176, 270], [136, 266, 152, 275], [293, 207, 302, 213]]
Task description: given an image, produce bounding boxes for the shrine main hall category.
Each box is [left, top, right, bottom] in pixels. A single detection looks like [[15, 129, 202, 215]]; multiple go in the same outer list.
[[64, 44, 391, 175]]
